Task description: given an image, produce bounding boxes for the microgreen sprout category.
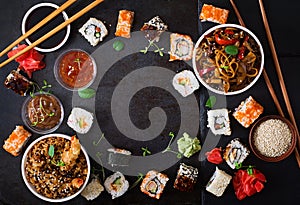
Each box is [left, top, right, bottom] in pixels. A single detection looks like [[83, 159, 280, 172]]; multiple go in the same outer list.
[[140, 40, 164, 56], [141, 147, 151, 156], [129, 173, 144, 190], [30, 80, 52, 97], [162, 132, 182, 158]]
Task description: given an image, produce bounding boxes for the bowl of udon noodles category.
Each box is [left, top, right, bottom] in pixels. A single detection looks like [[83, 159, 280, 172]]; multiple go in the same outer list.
[[192, 24, 264, 95], [21, 133, 90, 202]]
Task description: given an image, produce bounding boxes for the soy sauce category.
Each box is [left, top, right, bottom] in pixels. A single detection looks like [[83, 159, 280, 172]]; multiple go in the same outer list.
[[25, 6, 67, 49]]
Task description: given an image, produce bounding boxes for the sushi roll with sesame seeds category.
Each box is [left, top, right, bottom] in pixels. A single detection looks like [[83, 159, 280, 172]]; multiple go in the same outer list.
[[104, 171, 129, 199], [140, 170, 169, 199], [173, 163, 198, 192], [140, 16, 168, 42], [79, 17, 108, 46]]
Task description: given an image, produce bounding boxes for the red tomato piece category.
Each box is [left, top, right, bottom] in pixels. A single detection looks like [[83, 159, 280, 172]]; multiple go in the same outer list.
[[205, 147, 223, 164]]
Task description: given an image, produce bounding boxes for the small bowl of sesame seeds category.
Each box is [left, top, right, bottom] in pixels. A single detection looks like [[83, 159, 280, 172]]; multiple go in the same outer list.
[[249, 115, 297, 162]]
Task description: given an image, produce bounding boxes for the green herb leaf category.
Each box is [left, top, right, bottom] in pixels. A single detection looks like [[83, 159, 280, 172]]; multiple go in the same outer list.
[[235, 162, 243, 169], [48, 145, 54, 158], [141, 147, 151, 156], [205, 96, 217, 109], [113, 40, 125, 51], [130, 173, 144, 190], [225, 45, 238, 55], [78, 88, 96, 99]]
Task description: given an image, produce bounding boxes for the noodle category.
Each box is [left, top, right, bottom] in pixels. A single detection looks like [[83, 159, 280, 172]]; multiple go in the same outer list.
[[195, 27, 262, 93], [24, 137, 88, 199]]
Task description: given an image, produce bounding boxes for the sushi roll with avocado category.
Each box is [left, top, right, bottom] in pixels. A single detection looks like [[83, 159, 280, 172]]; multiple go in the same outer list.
[[172, 70, 200, 97], [79, 17, 108, 46], [67, 107, 94, 134], [140, 170, 169, 199], [104, 171, 129, 199], [206, 167, 232, 197], [207, 108, 231, 136], [173, 163, 198, 192]]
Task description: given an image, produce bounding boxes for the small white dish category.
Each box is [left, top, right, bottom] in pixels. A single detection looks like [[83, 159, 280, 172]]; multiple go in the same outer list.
[[21, 2, 70, 53]]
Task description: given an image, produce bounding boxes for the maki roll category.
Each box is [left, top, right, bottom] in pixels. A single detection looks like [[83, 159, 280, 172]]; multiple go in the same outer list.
[[207, 108, 231, 136], [104, 171, 129, 199], [169, 33, 194, 61], [206, 167, 232, 197], [140, 170, 169, 199], [4, 69, 33, 96], [107, 148, 132, 167], [115, 10, 134, 38], [172, 70, 200, 97], [140, 16, 168, 42], [223, 138, 250, 169], [233, 96, 264, 128], [67, 107, 94, 134], [78, 17, 108, 46], [3, 125, 32, 156], [199, 4, 229, 24], [173, 163, 198, 192]]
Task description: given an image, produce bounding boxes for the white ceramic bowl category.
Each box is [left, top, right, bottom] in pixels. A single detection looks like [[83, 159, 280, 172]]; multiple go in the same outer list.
[[21, 2, 70, 53], [192, 24, 264, 95], [21, 134, 90, 202]]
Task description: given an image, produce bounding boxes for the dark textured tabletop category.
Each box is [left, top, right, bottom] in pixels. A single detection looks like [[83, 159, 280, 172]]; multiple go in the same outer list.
[[1, 0, 300, 205]]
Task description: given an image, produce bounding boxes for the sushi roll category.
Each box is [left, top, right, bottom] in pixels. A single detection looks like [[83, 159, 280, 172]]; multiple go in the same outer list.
[[207, 108, 231, 136], [223, 138, 250, 169], [172, 70, 200, 97], [78, 17, 108, 46], [4, 69, 33, 96], [140, 170, 169, 199], [3, 125, 32, 156], [104, 171, 129, 199], [173, 163, 198, 192], [199, 4, 229, 24], [140, 16, 168, 42], [107, 148, 132, 167], [232, 96, 264, 128], [67, 107, 94, 134], [81, 176, 104, 200], [206, 167, 232, 197], [115, 10, 134, 38], [169, 33, 194, 61]]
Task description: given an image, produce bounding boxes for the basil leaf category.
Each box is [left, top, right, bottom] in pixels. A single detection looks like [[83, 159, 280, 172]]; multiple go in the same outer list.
[[48, 145, 54, 158], [113, 40, 124, 51], [225, 45, 238, 55], [78, 88, 96, 99], [206, 96, 217, 108]]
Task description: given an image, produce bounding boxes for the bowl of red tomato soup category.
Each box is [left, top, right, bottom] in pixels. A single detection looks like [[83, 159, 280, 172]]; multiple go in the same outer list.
[[54, 49, 97, 91]]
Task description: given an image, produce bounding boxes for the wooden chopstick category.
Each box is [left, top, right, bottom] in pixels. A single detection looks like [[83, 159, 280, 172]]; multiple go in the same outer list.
[[230, 0, 300, 167], [0, 0, 104, 68], [230, 0, 284, 117], [0, 0, 77, 57], [258, 0, 300, 160]]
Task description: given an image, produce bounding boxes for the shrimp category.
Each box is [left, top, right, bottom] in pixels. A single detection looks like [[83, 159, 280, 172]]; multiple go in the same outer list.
[[71, 178, 84, 189], [61, 135, 81, 166]]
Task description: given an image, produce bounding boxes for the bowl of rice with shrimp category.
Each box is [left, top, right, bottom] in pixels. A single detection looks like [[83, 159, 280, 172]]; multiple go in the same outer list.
[[21, 133, 90, 202], [192, 24, 264, 95]]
